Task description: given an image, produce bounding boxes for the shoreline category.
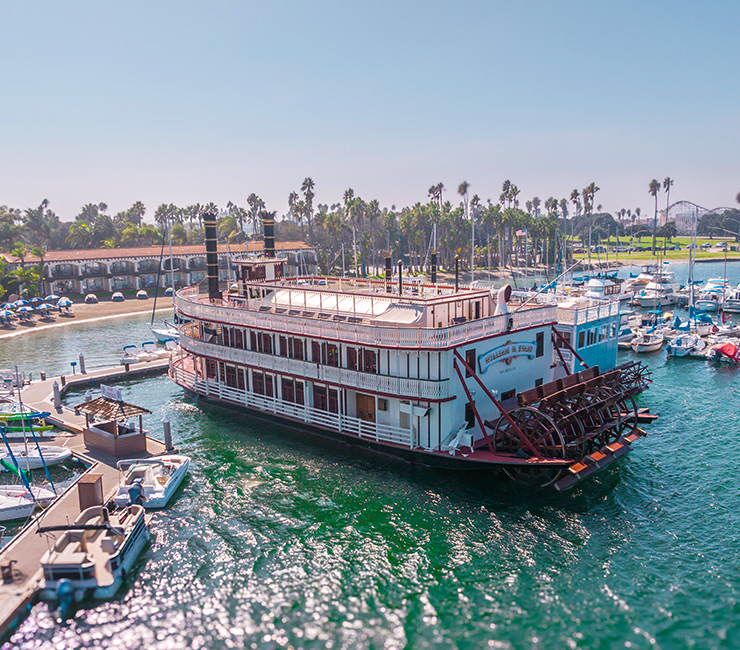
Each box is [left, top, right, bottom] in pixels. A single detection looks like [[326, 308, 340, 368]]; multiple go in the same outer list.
[[0, 301, 173, 340]]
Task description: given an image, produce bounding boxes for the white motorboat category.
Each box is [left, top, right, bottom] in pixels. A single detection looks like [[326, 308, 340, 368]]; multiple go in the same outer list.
[[636, 272, 680, 308], [120, 345, 153, 365], [0, 444, 71, 471], [142, 341, 170, 360], [151, 321, 180, 343], [631, 331, 664, 353], [38, 504, 150, 607], [113, 455, 191, 509], [666, 333, 701, 358], [584, 276, 632, 302], [0, 485, 56, 522], [723, 284, 740, 313]]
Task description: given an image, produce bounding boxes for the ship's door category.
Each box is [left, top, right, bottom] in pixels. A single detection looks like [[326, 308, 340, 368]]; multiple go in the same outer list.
[[356, 393, 376, 422]]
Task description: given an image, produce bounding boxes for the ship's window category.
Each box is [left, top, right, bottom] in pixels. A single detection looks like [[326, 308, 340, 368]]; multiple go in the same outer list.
[[610, 323, 617, 338], [536, 332, 544, 358], [577, 331, 585, 349], [253, 372, 265, 395], [265, 374, 274, 397], [292, 338, 304, 360], [237, 368, 246, 391], [279, 336, 288, 357], [465, 349, 476, 377], [347, 348, 357, 370], [363, 350, 377, 374], [587, 329, 596, 346], [225, 365, 237, 388], [282, 377, 295, 402], [312, 341, 321, 362], [250, 331, 257, 351], [234, 329, 244, 349], [206, 359, 217, 379], [314, 385, 327, 410], [501, 389, 516, 401], [474, 301, 481, 320], [222, 328, 230, 347], [261, 333, 273, 354], [598, 325, 606, 342], [464, 402, 475, 429], [535, 378, 543, 387], [296, 381, 304, 405], [328, 388, 339, 414], [326, 344, 339, 367]]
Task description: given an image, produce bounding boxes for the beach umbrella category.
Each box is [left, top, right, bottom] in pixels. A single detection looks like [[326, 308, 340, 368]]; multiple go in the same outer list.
[[57, 298, 73, 306], [1, 303, 13, 309], [45, 294, 60, 301], [13, 300, 29, 307], [16, 306, 33, 312], [0, 310, 14, 318], [29, 297, 42, 304], [37, 303, 55, 311]]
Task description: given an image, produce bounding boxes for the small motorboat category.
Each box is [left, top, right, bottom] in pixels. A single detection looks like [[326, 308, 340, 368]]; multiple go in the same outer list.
[[0, 485, 56, 522], [113, 455, 191, 509], [38, 504, 151, 609], [141, 341, 170, 360], [120, 345, 153, 365], [631, 331, 664, 353], [708, 341, 740, 364], [666, 334, 700, 358], [0, 444, 72, 471]]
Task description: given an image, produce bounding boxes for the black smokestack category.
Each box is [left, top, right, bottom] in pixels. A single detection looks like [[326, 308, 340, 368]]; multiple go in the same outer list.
[[385, 254, 392, 292], [431, 250, 437, 284], [398, 259, 403, 295], [455, 255, 459, 292], [203, 210, 220, 301], [261, 210, 276, 258]]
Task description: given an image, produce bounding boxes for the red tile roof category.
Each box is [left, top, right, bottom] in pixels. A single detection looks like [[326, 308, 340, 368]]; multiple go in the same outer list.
[[7, 241, 312, 264]]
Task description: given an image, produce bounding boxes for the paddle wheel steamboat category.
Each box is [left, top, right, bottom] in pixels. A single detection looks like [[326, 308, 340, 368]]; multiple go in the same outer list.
[[169, 213, 652, 491]]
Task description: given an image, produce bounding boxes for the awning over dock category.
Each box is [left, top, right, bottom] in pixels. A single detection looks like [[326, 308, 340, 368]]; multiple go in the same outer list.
[[75, 396, 152, 421]]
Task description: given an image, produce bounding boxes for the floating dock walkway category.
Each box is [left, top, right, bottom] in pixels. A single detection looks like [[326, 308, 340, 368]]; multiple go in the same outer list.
[[0, 359, 171, 641]]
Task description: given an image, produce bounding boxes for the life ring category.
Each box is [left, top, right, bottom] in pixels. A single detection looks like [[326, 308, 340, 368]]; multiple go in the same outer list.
[[367, 411, 375, 422]]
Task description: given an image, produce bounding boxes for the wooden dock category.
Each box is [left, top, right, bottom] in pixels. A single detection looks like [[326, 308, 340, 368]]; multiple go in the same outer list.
[[0, 359, 172, 641]]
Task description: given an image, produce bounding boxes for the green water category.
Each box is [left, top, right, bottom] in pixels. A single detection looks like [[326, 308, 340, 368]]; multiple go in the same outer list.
[[3, 264, 740, 649]]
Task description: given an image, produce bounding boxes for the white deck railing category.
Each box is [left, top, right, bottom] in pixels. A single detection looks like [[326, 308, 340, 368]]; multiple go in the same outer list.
[[175, 290, 557, 349], [178, 333, 450, 400], [171, 363, 414, 448], [556, 300, 619, 325]]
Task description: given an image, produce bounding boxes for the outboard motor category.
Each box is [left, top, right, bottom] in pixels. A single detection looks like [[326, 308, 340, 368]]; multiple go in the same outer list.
[[56, 578, 75, 619], [493, 284, 512, 317], [129, 478, 145, 506]]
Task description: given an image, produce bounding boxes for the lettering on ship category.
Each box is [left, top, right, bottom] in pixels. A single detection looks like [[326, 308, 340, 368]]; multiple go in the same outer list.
[[478, 340, 535, 374]]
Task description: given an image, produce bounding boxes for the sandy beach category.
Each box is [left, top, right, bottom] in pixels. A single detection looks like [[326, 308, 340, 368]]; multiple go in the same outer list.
[[0, 298, 174, 340]]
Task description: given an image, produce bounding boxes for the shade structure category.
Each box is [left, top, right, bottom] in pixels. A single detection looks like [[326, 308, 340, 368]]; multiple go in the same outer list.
[[13, 300, 29, 307], [0, 310, 14, 318], [37, 303, 55, 310], [75, 396, 152, 420], [29, 297, 42, 303], [45, 294, 60, 301], [16, 306, 33, 312], [57, 298, 73, 306]]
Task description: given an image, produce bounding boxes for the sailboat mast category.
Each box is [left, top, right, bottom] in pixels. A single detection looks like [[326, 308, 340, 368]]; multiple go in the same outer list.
[[168, 214, 175, 292], [15, 366, 30, 474]]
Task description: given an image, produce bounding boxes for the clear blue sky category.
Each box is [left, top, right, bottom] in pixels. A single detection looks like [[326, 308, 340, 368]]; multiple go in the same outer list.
[[1, 0, 738, 222]]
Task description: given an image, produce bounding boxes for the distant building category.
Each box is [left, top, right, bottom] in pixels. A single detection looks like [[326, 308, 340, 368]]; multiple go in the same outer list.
[[4, 241, 317, 296]]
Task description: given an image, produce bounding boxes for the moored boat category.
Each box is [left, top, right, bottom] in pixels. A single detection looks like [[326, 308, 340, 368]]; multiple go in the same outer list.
[[113, 455, 191, 509], [0, 485, 56, 522], [38, 504, 150, 608], [0, 444, 71, 471], [169, 214, 653, 492], [631, 331, 664, 353]]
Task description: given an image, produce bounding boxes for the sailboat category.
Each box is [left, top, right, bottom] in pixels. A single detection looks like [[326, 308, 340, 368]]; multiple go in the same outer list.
[[150, 215, 181, 342]]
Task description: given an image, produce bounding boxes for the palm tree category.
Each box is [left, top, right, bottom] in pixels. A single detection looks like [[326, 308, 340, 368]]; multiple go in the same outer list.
[[12, 244, 28, 268], [649, 179, 661, 252], [663, 177, 674, 228], [570, 189, 580, 216], [301, 177, 315, 233], [458, 181, 471, 273]]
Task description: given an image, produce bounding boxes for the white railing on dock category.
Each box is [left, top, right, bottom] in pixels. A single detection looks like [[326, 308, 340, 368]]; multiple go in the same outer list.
[[174, 292, 557, 349], [178, 333, 449, 400], [171, 364, 414, 448]]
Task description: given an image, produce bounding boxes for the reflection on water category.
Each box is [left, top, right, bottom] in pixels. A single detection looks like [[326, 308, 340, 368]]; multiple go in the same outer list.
[[3, 262, 740, 648]]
